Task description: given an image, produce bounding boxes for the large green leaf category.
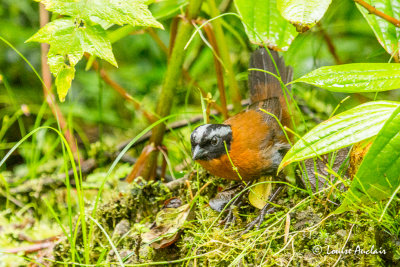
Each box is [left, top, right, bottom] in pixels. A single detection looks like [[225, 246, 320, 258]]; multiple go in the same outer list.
[[336, 105, 400, 213], [279, 101, 400, 170], [293, 63, 400, 93], [356, 0, 400, 61], [27, 18, 116, 101], [277, 0, 332, 32], [234, 0, 298, 51], [28, 0, 162, 101], [38, 0, 163, 29]]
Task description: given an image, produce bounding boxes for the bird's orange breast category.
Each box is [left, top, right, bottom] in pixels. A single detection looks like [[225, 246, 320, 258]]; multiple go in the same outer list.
[[197, 110, 273, 181]]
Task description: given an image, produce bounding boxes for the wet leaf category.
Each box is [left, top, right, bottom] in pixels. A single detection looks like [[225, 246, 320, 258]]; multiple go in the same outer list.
[[356, 0, 400, 61], [277, 0, 332, 32], [248, 176, 272, 209], [279, 101, 400, 170], [55, 66, 75, 102], [336, 105, 400, 213], [28, 0, 162, 101], [142, 203, 190, 249], [37, 0, 163, 29], [293, 63, 400, 93], [234, 0, 298, 51], [27, 18, 116, 100]]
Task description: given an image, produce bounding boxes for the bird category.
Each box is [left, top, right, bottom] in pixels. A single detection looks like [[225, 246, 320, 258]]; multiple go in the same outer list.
[[190, 47, 293, 230], [191, 47, 292, 181]]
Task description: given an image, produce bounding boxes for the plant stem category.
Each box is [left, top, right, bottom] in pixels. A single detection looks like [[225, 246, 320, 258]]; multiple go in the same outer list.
[[147, 27, 225, 114], [128, 0, 204, 181], [39, 3, 78, 159], [354, 0, 400, 27], [207, 0, 242, 112], [202, 23, 229, 119]]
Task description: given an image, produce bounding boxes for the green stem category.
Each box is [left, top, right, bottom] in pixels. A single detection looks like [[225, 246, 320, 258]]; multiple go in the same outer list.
[[134, 0, 204, 180], [207, 0, 242, 112]]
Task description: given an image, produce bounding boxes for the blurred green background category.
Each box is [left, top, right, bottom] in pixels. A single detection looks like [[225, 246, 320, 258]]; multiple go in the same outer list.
[[0, 0, 396, 176]]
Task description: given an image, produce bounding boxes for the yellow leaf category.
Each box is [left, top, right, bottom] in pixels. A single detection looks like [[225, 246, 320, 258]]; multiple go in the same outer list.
[[248, 176, 272, 209]]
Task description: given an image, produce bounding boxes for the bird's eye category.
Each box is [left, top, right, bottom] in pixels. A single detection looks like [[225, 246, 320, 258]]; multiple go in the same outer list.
[[211, 136, 219, 146]]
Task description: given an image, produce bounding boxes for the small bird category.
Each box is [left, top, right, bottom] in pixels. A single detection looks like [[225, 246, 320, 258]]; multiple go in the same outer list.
[[191, 47, 292, 181]]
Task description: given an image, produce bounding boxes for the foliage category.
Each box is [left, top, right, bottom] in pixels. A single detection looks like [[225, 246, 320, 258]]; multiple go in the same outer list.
[[356, 0, 400, 61], [293, 63, 400, 93], [338, 105, 400, 212], [235, 0, 298, 51], [1, 0, 400, 265], [277, 0, 332, 32], [28, 0, 162, 101], [280, 101, 400, 167]]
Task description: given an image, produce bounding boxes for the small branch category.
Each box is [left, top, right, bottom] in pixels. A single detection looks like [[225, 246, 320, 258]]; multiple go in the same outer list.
[[207, 0, 242, 112], [39, 3, 78, 158], [147, 28, 168, 55], [317, 24, 342, 65], [169, 17, 180, 57], [354, 0, 400, 27], [3, 242, 54, 254], [86, 54, 157, 123], [202, 22, 229, 119]]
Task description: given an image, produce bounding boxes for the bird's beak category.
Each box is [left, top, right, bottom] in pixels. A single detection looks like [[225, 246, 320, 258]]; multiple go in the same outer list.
[[192, 145, 205, 160]]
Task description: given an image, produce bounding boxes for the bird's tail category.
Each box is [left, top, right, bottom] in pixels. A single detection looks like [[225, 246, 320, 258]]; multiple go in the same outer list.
[[248, 48, 292, 104]]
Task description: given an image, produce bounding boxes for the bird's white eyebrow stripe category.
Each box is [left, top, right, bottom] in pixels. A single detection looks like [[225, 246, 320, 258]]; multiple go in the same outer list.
[[192, 124, 231, 144], [193, 125, 209, 143]]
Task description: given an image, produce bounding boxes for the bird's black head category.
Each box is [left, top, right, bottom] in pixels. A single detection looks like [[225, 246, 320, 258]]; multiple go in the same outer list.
[[190, 124, 232, 161]]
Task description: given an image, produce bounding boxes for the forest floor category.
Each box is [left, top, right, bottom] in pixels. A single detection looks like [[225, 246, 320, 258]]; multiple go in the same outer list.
[[1, 150, 399, 267]]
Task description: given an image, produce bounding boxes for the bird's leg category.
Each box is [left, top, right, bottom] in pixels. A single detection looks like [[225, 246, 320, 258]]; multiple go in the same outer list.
[[222, 198, 244, 229], [243, 185, 284, 234], [209, 183, 251, 228]]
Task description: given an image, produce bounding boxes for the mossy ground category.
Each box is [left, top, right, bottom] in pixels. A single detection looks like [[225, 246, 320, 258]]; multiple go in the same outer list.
[[1, 165, 398, 266]]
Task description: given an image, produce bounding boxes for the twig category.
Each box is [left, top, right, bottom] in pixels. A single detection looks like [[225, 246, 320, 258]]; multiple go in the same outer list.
[[202, 22, 229, 119], [207, 0, 242, 112], [355, 0, 400, 27], [168, 17, 180, 58], [86, 54, 157, 123], [3, 242, 55, 254], [39, 3, 78, 158], [165, 175, 189, 190], [317, 23, 342, 65], [147, 28, 168, 54], [186, 179, 194, 200], [17, 234, 59, 244]]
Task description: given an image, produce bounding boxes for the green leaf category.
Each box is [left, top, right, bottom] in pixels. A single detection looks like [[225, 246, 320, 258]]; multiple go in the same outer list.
[[277, 0, 332, 32], [28, 18, 116, 67], [234, 0, 298, 51], [356, 0, 400, 61], [27, 18, 117, 100], [248, 176, 272, 209], [38, 0, 163, 29], [336, 105, 400, 213], [56, 66, 75, 102], [293, 63, 400, 93], [279, 101, 400, 170]]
